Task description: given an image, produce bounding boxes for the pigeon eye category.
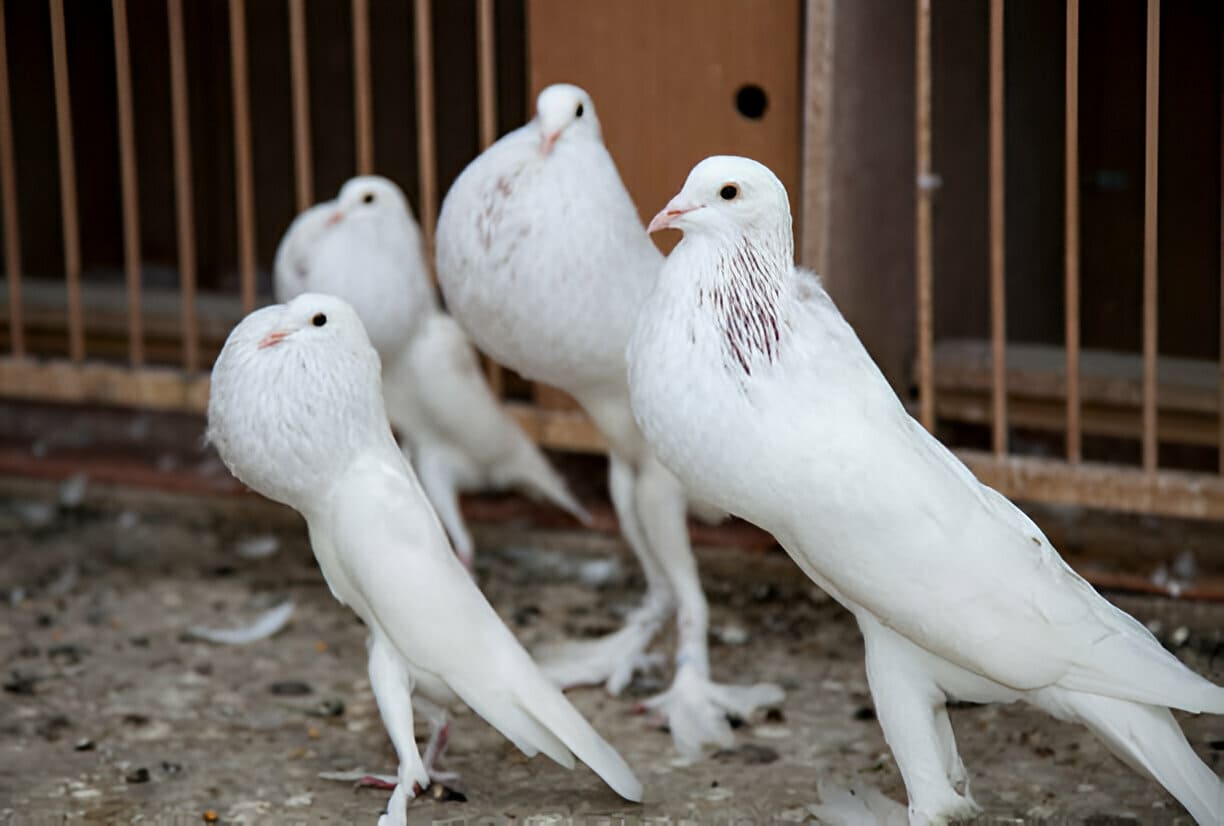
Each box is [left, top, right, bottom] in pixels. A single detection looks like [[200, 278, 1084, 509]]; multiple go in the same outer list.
[[312, 313, 327, 327], [575, 103, 584, 118], [362, 192, 375, 205], [720, 184, 739, 201]]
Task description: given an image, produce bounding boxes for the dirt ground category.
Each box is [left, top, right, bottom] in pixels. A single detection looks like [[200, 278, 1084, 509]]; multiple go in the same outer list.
[[2, 479, 1223, 825]]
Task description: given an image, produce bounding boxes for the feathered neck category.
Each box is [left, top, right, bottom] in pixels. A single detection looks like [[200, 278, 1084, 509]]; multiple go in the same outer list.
[[682, 224, 794, 376]]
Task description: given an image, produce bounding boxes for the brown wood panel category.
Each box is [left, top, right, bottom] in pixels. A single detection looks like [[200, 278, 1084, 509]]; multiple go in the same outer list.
[[526, 0, 802, 252]]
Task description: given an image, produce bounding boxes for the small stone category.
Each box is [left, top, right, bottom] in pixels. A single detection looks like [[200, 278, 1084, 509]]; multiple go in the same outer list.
[[1171, 626, 1190, 647], [161, 761, 182, 775], [712, 625, 750, 646], [125, 767, 150, 784], [73, 738, 94, 751], [58, 473, 88, 508], [3, 671, 38, 695], [428, 784, 467, 802], [269, 681, 312, 696], [306, 699, 345, 718], [202, 811, 218, 823], [234, 534, 280, 559], [513, 605, 540, 626], [48, 643, 86, 666]]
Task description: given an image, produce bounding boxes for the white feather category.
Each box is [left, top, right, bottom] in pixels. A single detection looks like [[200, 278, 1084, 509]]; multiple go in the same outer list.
[[207, 294, 642, 818], [273, 176, 585, 564], [435, 84, 783, 757], [626, 155, 1224, 825]]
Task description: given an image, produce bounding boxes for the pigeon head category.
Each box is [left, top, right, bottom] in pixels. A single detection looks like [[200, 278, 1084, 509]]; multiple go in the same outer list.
[[207, 293, 392, 512], [535, 83, 600, 155], [327, 175, 416, 239], [648, 155, 792, 251], [645, 157, 795, 375]]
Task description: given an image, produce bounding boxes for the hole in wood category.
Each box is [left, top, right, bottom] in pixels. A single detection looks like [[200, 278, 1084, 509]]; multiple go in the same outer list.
[[735, 84, 768, 120]]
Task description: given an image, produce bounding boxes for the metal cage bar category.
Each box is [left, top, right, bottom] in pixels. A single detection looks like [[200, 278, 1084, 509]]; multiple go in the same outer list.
[[167, 0, 198, 372], [0, 0, 21, 358], [915, 0, 934, 432], [289, 0, 313, 213], [476, 0, 503, 393], [1142, 0, 1160, 472], [414, 0, 438, 259], [1064, 0, 1081, 464], [112, 0, 144, 366], [49, 0, 83, 361], [352, 0, 374, 175], [989, 0, 1008, 457], [477, 0, 497, 150], [229, 0, 257, 314]]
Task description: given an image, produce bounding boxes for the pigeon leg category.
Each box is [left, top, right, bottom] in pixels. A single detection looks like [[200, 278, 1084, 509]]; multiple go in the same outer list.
[[860, 616, 980, 826], [933, 705, 971, 797], [538, 454, 672, 693], [634, 456, 784, 758], [415, 696, 460, 784], [368, 634, 430, 826]]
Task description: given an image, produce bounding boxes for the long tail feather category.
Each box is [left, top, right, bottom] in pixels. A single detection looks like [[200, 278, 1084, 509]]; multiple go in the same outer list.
[[1049, 690, 1223, 826]]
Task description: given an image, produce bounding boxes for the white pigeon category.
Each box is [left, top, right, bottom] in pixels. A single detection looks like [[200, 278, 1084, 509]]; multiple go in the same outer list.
[[274, 176, 589, 566], [207, 294, 643, 824], [435, 83, 783, 757], [626, 155, 1224, 825]]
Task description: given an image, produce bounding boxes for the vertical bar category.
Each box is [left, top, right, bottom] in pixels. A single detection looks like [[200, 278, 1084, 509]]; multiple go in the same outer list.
[[915, 0, 935, 432], [476, 0, 497, 151], [288, 0, 313, 212], [1064, 0, 1081, 463], [476, 0, 503, 392], [1219, 23, 1224, 476], [229, 0, 256, 314], [989, 0, 1008, 457], [49, 0, 83, 361], [112, 0, 143, 366], [1142, 0, 1160, 472], [167, 0, 198, 371], [0, 0, 22, 358], [352, 0, 374, 174], [415, 0, 437, 257]]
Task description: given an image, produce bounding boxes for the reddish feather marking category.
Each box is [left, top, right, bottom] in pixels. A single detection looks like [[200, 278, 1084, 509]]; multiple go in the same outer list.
[[703, 240, 782, 376]]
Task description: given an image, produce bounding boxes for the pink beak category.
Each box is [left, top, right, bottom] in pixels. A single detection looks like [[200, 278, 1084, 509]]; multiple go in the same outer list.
[[540, 130, 560, 156], [647, 200, 700, 235], [258, 330, 290, 349], [326, 210, 344, 226]]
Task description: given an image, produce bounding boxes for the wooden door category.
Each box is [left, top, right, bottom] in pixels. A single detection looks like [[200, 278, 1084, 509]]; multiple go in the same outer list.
[[526, 0, 803, 411], [527, 0, 802, 248]]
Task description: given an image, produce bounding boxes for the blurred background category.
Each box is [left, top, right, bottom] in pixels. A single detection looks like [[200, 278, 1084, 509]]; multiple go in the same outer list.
[[5, 1, 1224, 821], [0, 0, 1223, 591]]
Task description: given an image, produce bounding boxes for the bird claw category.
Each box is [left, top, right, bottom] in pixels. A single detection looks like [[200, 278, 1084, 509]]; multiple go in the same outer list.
[[536, 620, 660, 693], [642, 663, 785, 758]]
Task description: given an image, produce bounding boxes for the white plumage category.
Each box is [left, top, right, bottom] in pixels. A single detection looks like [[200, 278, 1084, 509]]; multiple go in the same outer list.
[[207, 294, 642, 824], [436, 84, 782, 757], [627, 155, 1224, 825], [274, 176, 588, 566]]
